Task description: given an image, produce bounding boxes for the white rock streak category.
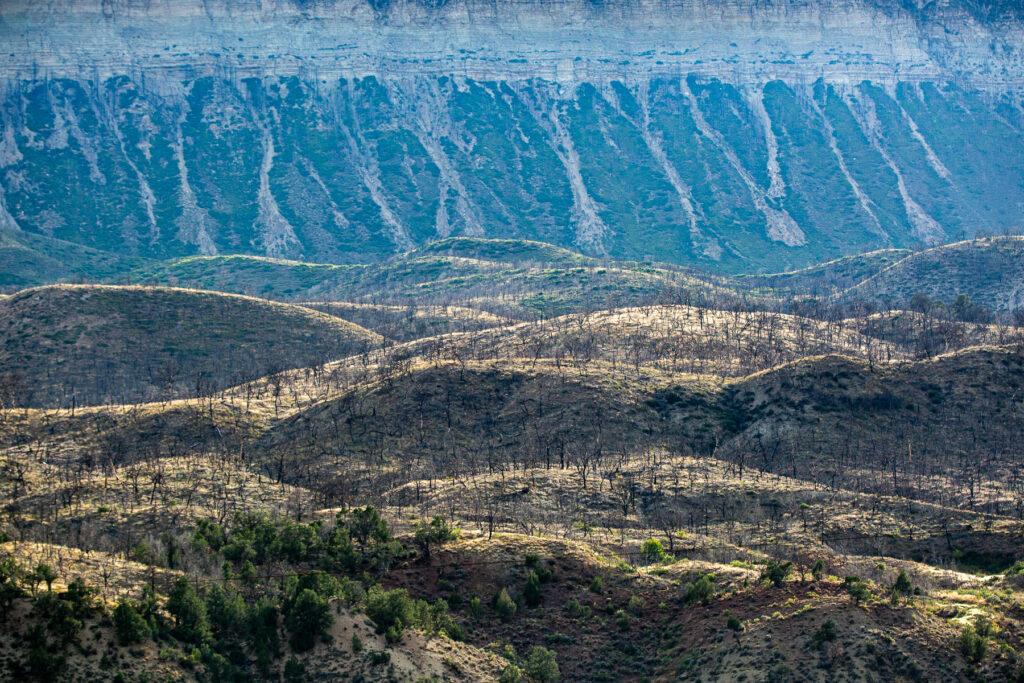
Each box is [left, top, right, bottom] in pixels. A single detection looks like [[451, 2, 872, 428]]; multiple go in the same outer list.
[[897, 97, 953, 182], [386, 79, 483, 237], [99, 86, 159, 242], [299, 155, 349, 232], [805, 90, 887, 242], [614, 81, 722, 260], [681, 79, 805, 247], [255, 114, 300, 257], [517, 82, 608, 254], [0, 181, 20, 232], [334, 82, 412, 249], [747, 87, 786, 200], [844, 90, 945, 244], [173, 109, 218, 255]]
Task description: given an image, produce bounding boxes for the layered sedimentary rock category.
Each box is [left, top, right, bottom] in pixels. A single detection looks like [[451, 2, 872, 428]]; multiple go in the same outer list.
[[1, 0, 1022, 271]]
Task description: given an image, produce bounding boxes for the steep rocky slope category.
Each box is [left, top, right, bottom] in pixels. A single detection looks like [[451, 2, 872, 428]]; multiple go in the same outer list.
[[1, 1, 1022, 273]]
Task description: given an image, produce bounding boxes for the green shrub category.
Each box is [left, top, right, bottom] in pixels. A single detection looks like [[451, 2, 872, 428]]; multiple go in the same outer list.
[[413, 516, 456, 562], [892, 569, 913, 598], [760, 561, 793, 588], [615, 608, 630, 631], [843, 576, 870, 605], [524, 571, 542, 607], [286, 589, 333, 652], [365, 586, 415, 638], [683, 573, 715, 605], [248, 597, 281, 659], [32, 563, 57, 593], [589, 576, 604, 594], [959, 625, 987, 664], [811, 619, 837, 650], [468, 595, 482, 617], [523, 646, 560, 682], [494, 588, 517, 622], [206, 584, 249, 641], [113, 599, 151, 645], [627, 594, 644, 615], [283, 656, 307, 682], [166, 577, 211, 644], [0, 557, 24, 617], [499, 663, 524, 683], [726, 613, 742, 633], [811, 559, 826, 582], [566, 598, 591, 619], [641, 538, 668, 564]]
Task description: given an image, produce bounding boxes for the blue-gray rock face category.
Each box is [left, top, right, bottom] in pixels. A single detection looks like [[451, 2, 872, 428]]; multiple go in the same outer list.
[[1, 1, 1022, 271]]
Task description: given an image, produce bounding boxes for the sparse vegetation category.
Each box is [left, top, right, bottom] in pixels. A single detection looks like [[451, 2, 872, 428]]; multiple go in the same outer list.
[[1, 239, 1022, 681]]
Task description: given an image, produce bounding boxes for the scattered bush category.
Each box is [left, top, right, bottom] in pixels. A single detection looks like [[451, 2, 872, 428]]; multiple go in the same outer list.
[[811, 619, 837, 650], [843, 576, 871, 605], [589, 576, 604, 594], [113, 599, 151, 645], [283, 656, 307, 682], [166, 578, 211, 644], [524, 571, 543, 607], [959, 625, 987, 664], [286, 589, 333, 652], [566, 598, 591, 620], [523, 646, 560, 683], [499, 663, 524, 683], [641, 538, 668, 564], [413, 516, 456, 562], [495, 588, 517, 622], [891, 569, 913, 599], [365, 586, 415, 639], [726, 613, 742, 633], [468, 595, 482, 617], [760, 560, 793, 588], [683, 573, 715, 605], [627, 594, 644, 615]]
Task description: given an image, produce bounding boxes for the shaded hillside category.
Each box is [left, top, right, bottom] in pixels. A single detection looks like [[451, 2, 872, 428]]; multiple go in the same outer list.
[[737, 248, 911, 296], [254, 360, 718, 498], [303, 301, 508, 341], [131, 244, 745, 318], [129, 255, 358, 300], [407, 237, 594, 265], [0, 285, 381, 407], [251, 345, 1024, 512], [0, 230, 143, 289], [711, 346, 1024, 511], [840, 237, 1024, 314]]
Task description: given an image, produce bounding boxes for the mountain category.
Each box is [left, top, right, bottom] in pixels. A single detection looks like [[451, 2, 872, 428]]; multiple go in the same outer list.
[[0, 285, 381, 407], [1, 1, 1022, 275]]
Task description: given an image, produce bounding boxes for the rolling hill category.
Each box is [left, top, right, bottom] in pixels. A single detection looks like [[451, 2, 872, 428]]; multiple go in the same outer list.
[[386, 305, 897, 376], [302, 301, 508, 341], [0, 285, 382, 407], [840, 237, 1024, 314]]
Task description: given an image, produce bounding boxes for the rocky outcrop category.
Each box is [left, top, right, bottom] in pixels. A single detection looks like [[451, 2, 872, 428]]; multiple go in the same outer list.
[[2, 1, 1022, 88]]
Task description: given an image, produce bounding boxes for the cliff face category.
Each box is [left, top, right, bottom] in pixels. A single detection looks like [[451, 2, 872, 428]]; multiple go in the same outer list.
[[1, 1, 1022, 271], [4, 0, 1022, 86]]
